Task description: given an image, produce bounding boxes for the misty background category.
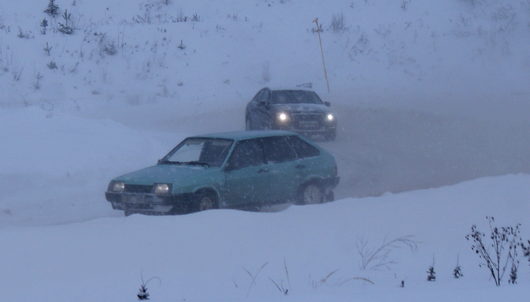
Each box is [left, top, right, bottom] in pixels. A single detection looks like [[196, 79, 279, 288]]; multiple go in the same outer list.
[[0, 0, 529, 223]]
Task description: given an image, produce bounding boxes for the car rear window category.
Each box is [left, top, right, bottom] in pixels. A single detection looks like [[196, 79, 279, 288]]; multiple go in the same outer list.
[[286, 136, 320, 158], [261, 136, 297, 163]]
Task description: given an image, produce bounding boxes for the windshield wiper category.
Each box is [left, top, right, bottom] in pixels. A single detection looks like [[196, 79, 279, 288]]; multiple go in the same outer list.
[[158, 159, 184, 165], [183, 161, 210, 167]]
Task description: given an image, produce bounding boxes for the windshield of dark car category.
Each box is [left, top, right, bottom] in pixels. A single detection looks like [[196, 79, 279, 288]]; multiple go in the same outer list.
[[161, 138, 233, 167], [270, 90, 323, 104]]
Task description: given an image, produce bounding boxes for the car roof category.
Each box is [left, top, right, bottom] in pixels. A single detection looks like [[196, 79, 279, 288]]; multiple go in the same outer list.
[[191, 130, 298, 141], [265, 87, 315, 93]]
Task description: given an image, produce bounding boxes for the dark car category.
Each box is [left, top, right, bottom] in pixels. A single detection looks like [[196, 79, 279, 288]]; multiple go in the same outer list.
[[245, 88, 337, 140], [105, 130, 339, 215]]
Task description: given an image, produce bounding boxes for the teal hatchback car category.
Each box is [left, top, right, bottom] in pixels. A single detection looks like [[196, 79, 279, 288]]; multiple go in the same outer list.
[[106, 131, 339, 215]]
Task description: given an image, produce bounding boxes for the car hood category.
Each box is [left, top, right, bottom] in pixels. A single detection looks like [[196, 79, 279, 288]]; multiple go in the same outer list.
[[115, 165, 220, 186], [271, 103, 330, 113]]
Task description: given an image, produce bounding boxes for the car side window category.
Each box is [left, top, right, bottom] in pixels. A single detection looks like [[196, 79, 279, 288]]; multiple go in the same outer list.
[[227, 139, 264, 170], [258, 89, 270, 103], [261, 136, 297, 163], [251, 90, 263, 103], [286, 136, 320, 158]]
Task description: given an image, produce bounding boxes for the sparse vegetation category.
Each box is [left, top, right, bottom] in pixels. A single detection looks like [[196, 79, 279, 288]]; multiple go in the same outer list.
[[356, 235, 418, 270], [47, 61, 58, 70], [44, 0, 59, 18], [58, 10, 74, 35], [427, 262, 436, 281], [465, 216, 523, 286], [330, 13, 346, 33], [243, 262, 268, 298], [268, 259, 290, 296]]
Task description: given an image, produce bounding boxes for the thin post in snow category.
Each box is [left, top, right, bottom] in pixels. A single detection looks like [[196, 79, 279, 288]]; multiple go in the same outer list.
[[313, 18, 330, 93]]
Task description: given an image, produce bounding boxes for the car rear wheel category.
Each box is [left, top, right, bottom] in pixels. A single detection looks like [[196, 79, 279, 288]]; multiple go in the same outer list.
[[299, 183, 324, 205]]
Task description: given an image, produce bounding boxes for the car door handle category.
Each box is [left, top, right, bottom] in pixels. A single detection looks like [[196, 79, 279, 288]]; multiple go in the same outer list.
[[295, 164, 306, 169], [257, 168, 269, 173]]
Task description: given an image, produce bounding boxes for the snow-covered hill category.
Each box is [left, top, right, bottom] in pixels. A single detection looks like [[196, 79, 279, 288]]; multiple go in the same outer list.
[[1, 0, 528, 120]]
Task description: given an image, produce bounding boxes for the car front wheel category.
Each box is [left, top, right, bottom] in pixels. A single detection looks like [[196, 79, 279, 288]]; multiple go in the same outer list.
[[196, 192, 218, 212]]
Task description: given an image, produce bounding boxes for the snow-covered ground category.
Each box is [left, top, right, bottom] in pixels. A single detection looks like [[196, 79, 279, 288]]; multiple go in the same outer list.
[[1, 0, 529, 301], [1, 175, 529, 301]]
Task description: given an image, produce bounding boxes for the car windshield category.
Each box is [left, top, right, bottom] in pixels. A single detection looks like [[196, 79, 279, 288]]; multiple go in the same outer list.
[[271, 90, 323, 104], [160, 138, 233, 167]]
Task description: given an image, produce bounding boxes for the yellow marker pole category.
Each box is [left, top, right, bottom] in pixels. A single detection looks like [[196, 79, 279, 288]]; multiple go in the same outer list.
[[313, 18, 330, 93]]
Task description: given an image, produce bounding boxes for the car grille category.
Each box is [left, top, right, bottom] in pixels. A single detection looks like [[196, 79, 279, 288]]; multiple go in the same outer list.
[[292, 113, 323, 130], [124, 184, 153, 193]]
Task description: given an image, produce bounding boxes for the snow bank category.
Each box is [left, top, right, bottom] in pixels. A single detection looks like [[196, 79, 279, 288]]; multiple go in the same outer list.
[[0, 107, 177, 227], [1, 174, 528, 301]]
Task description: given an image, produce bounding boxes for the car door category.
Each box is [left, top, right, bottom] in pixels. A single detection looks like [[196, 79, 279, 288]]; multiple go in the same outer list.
[[223, 139, 269, 208], [259, 136, 299, 203]]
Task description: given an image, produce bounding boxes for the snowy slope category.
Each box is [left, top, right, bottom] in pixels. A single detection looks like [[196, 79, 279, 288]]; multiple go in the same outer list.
[[0, 0, 528, 120], [1, 175, 529, 301]]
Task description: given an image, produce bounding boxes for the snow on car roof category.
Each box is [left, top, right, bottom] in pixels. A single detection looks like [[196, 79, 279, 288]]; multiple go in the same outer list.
[[192, 130, 297, 140]]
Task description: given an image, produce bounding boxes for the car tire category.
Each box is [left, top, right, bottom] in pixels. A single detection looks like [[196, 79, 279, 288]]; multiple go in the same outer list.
[[194, 191, 218, 212], [298, 183, 324, 205], [325, 189, 335, 202]]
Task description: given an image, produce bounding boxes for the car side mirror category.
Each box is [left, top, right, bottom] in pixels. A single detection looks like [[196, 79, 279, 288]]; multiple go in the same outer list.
[[324, 101, 331, 107], [259, 101, 269, 108]]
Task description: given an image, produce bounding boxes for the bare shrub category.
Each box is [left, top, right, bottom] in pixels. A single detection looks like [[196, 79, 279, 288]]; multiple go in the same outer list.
[[310, 269, 339, 289], [58, 10, 74, 35], [136, 274, 161, 301], [33, 72, 43, 90], [356, 235, 418, 270], [40, 19, 48, 35], [330, 13, 346, 33], [401, 0, 411, 10], [47, 61, 58, 70], [523, 240, 529, 264], [98, 34, 117, 56], [43, 42, 52, 56], [268, 259, 290, 296], [243, 262, 268, 298], [465, 216, 522, 286], [17, 27, 32, 39], [12, 68, 23, 81], [44, 0, 59, 18], [453, 255, 464, 279]]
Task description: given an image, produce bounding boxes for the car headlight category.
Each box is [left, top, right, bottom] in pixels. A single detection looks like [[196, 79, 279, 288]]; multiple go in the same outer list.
[[109, 181, 125, 193], [277, 112, 289, 123], [154, 183, 171, 195], [326, 113, 335, 122]]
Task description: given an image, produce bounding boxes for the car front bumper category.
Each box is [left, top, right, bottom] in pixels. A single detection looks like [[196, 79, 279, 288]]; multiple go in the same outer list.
[[272, 116, 336, 135], [105, 192, 194, 214]]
